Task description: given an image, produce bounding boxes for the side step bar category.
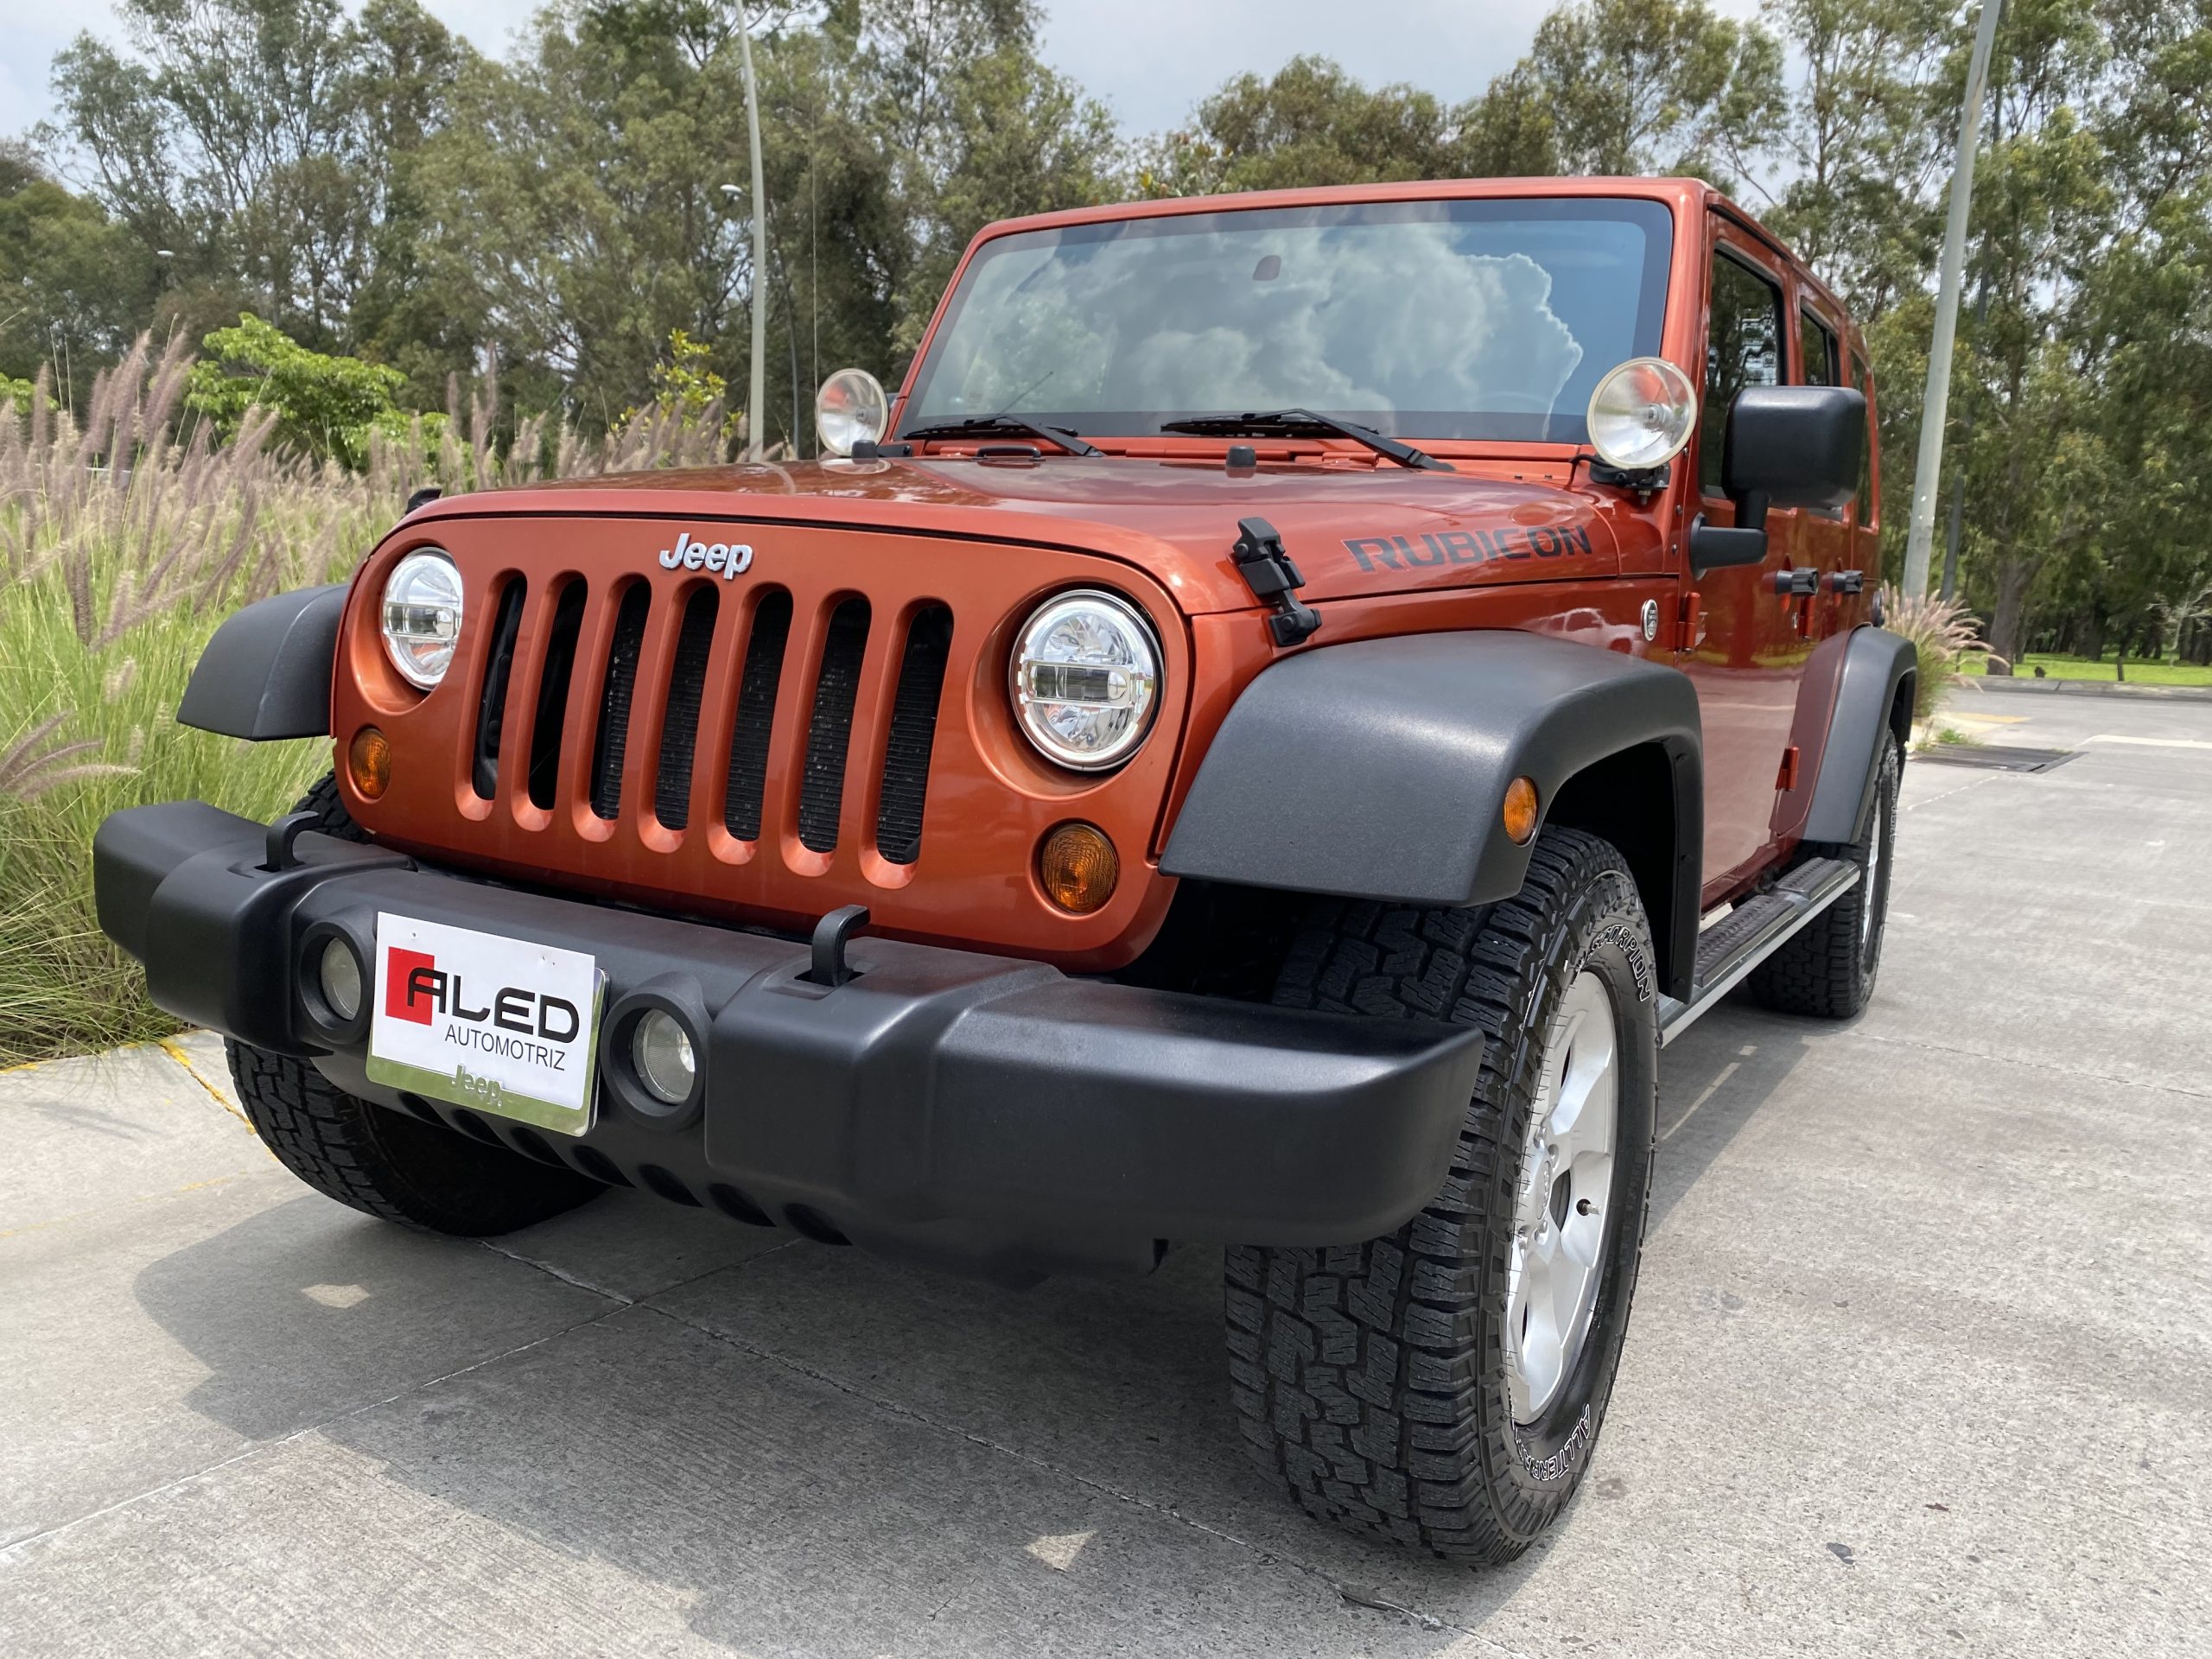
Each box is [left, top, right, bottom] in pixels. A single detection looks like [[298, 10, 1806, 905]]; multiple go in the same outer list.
[[1656, 856, 1861, 1046]]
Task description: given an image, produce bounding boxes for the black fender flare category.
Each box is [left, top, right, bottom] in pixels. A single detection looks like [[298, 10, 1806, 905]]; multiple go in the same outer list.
[[1802, 625, 1917, 846], [174, 584, 347, 740], [1160, 631, 1703, 999]]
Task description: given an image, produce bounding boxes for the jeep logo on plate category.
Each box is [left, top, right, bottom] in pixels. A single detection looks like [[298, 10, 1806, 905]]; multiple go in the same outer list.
[[658, 531, 753, 580]]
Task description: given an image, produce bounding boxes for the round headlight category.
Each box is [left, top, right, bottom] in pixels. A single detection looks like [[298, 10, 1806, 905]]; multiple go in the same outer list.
[[816, 367, 889, 458], [1009, 590, 1160, 772], [380, 549, 463, 690], [1586, 356, 1699, 472]]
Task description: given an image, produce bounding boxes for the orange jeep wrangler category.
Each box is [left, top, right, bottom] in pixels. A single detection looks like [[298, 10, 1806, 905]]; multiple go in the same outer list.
[[95, 177, 1914, 1564]]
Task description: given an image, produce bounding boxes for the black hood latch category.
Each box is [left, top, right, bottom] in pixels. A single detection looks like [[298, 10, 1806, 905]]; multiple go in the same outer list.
[[1231, 516, 1322, 647]]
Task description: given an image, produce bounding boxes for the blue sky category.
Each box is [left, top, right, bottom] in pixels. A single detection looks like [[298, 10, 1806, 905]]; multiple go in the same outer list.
[[3, 0, 1765, 149]]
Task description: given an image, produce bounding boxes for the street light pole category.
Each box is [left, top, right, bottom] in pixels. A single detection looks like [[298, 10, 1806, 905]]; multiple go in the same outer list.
[[736, 7, 768, 462], [1903, 0, 2005, 597]]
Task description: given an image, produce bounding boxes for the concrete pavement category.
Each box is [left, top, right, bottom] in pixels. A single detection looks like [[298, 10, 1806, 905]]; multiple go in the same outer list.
[[3, 690, 2208, 1657]]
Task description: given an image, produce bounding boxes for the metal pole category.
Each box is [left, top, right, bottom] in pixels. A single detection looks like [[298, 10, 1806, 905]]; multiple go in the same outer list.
[[737, 10, 768, 462], [1903, 0, 2005, 596]]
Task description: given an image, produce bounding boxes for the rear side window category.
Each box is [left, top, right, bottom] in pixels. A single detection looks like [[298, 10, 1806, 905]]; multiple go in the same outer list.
[[1701, 251, 1783, 494], [1800, 308, 1840, 386], [1850, 352, 1875, 524]]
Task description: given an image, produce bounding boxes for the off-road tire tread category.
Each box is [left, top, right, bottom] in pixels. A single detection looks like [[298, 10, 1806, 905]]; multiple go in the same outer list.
[[1750, 739, 1900, 1019], [228, 1040, 603, 1235], [292, 772, 364, 842], [1228, 828, 1651, 1565], [232, 776, 601, 1236]]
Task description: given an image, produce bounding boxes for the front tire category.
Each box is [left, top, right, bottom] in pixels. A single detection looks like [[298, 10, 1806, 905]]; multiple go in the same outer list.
[[1227, 828, 1658, 1564], [227, 1042, 605, 1237]]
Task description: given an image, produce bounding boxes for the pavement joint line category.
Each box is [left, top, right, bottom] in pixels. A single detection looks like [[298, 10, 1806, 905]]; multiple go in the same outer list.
[[156, 1038, 255, 1133], [625, 1296, 1520, 1652], [476, 1238, 639, 1305], [1854, 1028, 2212, 1106], [1900, 766, 2006, 814], [0, 1297, 636, 1567]]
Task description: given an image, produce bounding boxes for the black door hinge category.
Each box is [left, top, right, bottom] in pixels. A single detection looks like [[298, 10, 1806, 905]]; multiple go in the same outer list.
[[1231, 516, 1322, 646]]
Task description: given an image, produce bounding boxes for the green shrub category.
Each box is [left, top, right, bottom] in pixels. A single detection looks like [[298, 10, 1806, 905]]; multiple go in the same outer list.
[[185, 313, 410, 468]]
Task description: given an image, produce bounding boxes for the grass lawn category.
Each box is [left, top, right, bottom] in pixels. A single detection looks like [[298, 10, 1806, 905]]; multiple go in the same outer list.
[[1961, 652, 2212, 686]]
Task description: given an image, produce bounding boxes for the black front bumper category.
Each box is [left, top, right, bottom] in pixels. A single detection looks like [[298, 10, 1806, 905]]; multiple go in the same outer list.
[[94, 802, 1482, 1278]]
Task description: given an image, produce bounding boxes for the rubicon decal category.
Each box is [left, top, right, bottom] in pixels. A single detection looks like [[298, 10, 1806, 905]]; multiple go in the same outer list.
[[658, 531, 754, 579], [366, 913, 602, 1135], [1344, 524, 1596, 574]]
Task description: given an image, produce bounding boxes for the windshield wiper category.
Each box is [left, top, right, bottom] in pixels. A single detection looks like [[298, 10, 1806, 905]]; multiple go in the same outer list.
[[1158, 409, 1454, 472], [898, 416, 1103, 457]]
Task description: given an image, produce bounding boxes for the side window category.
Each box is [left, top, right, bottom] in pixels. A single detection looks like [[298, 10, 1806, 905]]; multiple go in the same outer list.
[[1799, 308, 1840, 386], [1849, 353, 1876, 526], [1701, 251, 1783, 494]]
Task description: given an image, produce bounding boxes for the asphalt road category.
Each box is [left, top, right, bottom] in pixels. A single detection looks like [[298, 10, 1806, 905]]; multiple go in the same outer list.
[[4, 687, 2208, 1658]]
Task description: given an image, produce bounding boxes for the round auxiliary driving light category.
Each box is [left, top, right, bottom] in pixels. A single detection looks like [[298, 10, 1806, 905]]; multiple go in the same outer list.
[[632, 1010, 696, 1106], [379, 548, 464, 689], [1009, 590, 1161, 772], [816, 367, 890, 457], [1586, 356, 1699, 472], [319, 938, 363, 1022]]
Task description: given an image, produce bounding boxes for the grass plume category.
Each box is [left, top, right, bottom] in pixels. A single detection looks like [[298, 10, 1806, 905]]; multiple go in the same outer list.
[[1, 337, 731, 1064]]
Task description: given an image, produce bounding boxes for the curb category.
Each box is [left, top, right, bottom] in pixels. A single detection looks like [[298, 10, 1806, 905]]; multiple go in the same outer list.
[[1964, 676, 2212, 707]]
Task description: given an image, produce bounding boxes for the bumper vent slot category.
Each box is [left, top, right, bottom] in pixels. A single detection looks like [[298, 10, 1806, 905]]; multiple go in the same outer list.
[[471, 576, 526, 800], [723, 589, 791, 840], [653, 587, 719, 829], [527, 579, 588, 810], [798, 598, 871, 853], [589, 582, 652, 820], [874, 605, 951, 864]]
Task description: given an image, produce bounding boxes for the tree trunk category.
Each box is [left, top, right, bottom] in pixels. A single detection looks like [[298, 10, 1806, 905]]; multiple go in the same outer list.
[[1988, 559, 2037, 664]]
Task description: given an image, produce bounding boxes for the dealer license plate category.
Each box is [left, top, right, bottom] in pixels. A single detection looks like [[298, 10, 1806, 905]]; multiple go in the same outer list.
[[365, 913, 603, 1135]]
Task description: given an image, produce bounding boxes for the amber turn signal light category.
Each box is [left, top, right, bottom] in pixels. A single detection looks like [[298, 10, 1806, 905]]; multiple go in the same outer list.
[[1038, 822, 1118, 915], [1502, 775, 1540, 845], [348, 726, 391, 801]]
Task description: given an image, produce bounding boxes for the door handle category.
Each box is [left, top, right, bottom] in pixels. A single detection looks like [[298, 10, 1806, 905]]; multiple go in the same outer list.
[[1772, 567, 1820, 596], [1827, 569, 1865, 594]]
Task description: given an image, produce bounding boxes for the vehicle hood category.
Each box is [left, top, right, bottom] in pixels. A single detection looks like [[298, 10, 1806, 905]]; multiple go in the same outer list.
[[404, 454, 1637, 615]]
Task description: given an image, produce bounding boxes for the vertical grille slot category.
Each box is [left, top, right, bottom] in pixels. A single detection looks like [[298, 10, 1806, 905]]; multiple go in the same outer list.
[[471, 577, 526, 799], [722, 591, 792, 840], [874, 605, 951, 865], [527, 580, 588, 810], [797, 598, 872, 853], [589, 583, 652, 820], [652, 587, 719, 829]]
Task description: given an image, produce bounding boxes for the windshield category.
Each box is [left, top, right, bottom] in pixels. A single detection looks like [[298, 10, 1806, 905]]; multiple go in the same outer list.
[[902, 197, 1674, 446]]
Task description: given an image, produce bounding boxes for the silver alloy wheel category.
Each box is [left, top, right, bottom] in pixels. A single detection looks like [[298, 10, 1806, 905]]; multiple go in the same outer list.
[[1861, 800, 1885, 947], [1506, 969, 1619, 1424]]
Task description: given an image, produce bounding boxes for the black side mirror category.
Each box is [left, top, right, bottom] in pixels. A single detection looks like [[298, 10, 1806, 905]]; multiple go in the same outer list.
[[1689, 385, 1866, 573]]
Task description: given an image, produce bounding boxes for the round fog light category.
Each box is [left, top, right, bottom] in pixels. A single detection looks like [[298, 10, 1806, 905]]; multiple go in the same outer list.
[[319, 938, 362, 1021], [632, 1010, 696, 1105]]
